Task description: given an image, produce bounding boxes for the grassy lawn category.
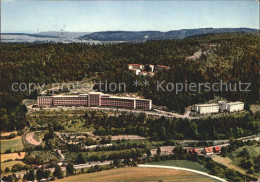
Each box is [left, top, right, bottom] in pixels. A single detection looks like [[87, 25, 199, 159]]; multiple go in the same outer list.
[[230, 144, 260, 161], [66, 148, 141, 162], [1, 139, 24, 153], [1, 161, 26, 172], [228, 144, 260, 176], [56, 167, 218, 182], [30, 150, 60, 163], [33, 131, 45, 142], [148, 160, 210, 173]]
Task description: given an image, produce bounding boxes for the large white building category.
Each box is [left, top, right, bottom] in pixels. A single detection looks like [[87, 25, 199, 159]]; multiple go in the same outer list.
[[38, 92, 152, 110], [194, 103, 219, 114]]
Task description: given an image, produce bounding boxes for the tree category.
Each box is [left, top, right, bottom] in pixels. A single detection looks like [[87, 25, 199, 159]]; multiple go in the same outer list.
[[173, 145, 183, 159], [48, 125, 54, 139], [36, 168, 44, 180], [156, 146, 161, 155], [43, 170, 51, 179], [211, 166, 225, 178], [221, 147, 228, 157], [27, 169, 35, 181], [66, 163, 75, 176], [144, 65, 152, 72], [147, 149, 151, 158], [113, 159, 121, 167], [76, 153, 86, 164], [5, 167, 10, 172], [53, 165, 64, 179], [11, 163, 23, 172], [240, 148, 249, 158], [248, 167, 255, 174]]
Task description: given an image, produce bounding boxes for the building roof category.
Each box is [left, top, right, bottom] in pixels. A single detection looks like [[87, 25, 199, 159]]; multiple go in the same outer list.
[[196, 103, 219, 107], [188, 148, 199, 153], [226, 102, 244, 106], [53, 95, 81, 98], [204, 147, 213, 153], [88, 92, 103, 94], [109, 95, 151, 101], [129, 68, 141, 71], [213, 146, 221, 152], [193, 148, 199, 153], [156, 65, 167, 67], [128, 64, 143, 66]]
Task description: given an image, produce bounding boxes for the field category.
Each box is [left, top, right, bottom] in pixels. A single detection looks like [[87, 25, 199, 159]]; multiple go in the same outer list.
[[1, 152, 26, 162], [56, 167, 218, 182], [212, 156, 246, 175], [231, 144, 260, 161], [228, 144, 260, 176], [30, 150, 61, 163], [27, 110, 95, 133], [148, 160, 210, 173], [1, 131, 18, 136], [1, 139, 24, 153], [1, 161, 26, 172]]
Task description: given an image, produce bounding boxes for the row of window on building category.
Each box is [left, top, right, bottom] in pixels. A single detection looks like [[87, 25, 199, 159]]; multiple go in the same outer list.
[[38, 92, 152, 110]]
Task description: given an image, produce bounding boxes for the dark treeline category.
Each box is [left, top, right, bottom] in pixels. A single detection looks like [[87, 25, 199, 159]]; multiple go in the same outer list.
[[0, 32, 259, 131], [84, 111, 260, 140]]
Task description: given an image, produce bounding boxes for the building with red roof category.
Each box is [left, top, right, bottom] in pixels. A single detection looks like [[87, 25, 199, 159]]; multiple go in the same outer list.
[[202, 147, 214, 155], [213, 146, 221, 153]]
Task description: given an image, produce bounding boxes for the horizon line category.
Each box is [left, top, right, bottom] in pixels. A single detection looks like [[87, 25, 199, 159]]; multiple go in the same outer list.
[[1, 27, 259, 34]]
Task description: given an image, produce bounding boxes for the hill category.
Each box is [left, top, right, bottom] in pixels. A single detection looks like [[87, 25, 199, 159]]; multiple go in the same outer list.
[[80, 28, 258, 41]]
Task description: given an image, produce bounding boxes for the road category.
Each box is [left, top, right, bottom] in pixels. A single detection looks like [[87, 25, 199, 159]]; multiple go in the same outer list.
[[138, 164, 227, 182], [14, 160, 113, 179]]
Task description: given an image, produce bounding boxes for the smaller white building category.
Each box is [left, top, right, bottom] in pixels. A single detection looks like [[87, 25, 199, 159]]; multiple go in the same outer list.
[[128, 64, 144, 70], [194, 103, 219, 114], [226, 102, 244, 113], [219, 101, 244, 113]]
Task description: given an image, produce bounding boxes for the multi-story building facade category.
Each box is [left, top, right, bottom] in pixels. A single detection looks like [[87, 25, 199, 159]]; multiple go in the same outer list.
[[38, 92, 152, 110], [194, 103, 219, 114]]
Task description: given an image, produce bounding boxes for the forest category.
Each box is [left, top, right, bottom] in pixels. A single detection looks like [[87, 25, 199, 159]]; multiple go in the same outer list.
[[0, 32, 259, 131], [84, 110, 260, 140]]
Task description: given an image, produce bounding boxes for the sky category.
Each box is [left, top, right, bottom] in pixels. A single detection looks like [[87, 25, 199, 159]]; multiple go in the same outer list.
[[1, 1, 259, 33]]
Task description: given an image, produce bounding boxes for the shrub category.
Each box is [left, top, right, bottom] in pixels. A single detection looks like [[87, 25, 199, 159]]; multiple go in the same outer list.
[[5, 167, 10, 172], [53, 165, 64, 179], [4, 149, 12, 154], [11, 163, 23, 172]]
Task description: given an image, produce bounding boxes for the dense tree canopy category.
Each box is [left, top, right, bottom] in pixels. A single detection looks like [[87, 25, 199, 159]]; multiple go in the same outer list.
[[0, 32, 259, 131]]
